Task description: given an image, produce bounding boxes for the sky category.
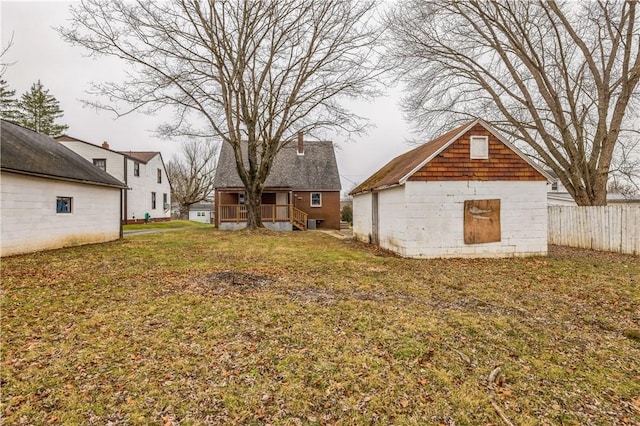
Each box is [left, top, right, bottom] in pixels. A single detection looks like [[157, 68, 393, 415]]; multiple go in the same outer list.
[[1, 1, 414, 197]]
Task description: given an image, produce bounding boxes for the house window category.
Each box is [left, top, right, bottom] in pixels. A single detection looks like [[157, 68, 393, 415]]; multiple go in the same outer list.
[[551, 182, 558, 191], [157, 168, 162, 183], [151, 192, 156, 209], [93, 158, 106, 171], [470, 136, 489, 159], [56, 196, 72, 214], [310, 192, 322, 207], [163, 193, 168, 209], [238, 193, 245, 204], [134, 161, 140, 177]]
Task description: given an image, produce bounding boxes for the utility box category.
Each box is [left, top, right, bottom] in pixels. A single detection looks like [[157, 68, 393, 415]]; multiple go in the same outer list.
[[307, 219, 317, 230]]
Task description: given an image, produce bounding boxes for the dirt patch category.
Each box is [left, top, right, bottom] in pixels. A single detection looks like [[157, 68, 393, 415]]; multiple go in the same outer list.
[[190, 271, 273, 295], [343, 238, 400, 258]]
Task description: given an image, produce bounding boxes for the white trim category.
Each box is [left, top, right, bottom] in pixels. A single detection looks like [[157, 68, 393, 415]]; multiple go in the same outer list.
[[310, 192, 322, 207], [398, 118, 554, 185], [399, 119, 480, 185], [478, 120, 554, 182], [470, 135, 489, 159]]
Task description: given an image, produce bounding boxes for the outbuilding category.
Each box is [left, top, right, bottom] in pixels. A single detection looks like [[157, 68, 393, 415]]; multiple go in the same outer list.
[[189, 202, 214, 224], [1, 120, 127, 256], [350, 118, 553, 258]]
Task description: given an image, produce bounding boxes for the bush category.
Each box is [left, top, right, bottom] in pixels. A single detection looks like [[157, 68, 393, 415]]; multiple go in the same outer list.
[[341, 204, 352, 224]]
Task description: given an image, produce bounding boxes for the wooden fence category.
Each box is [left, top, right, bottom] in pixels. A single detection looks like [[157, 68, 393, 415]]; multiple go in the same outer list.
[[548, 205, 640, 255]]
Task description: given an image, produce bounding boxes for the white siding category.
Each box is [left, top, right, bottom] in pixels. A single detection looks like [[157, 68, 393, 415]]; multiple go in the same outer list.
[[352, 192, 372, 242], [124, 155, 171, 221], [189, 210, 211, 223], [57, 141, 126, 181], [1, 172, 121, 256]]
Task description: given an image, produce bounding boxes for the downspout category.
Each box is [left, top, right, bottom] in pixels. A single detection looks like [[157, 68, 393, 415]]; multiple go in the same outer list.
[[123, 156, 128, 226], [119, 188, 124, 239]]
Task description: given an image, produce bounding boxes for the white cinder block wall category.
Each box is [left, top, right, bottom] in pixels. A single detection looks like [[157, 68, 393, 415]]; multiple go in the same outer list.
[[399, 181, 548, 258], [352, 192, 372, 242], [377, 186, 407, 255], [1, 173, 122, 256]]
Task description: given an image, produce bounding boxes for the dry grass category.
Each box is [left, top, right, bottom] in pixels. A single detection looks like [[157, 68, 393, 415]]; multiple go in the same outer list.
[[1, 229, 639, 425]]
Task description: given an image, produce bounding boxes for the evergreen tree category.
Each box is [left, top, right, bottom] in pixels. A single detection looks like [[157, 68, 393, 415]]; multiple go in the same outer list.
[[0, 79, 19, 122], [17, 80, 68, 136]]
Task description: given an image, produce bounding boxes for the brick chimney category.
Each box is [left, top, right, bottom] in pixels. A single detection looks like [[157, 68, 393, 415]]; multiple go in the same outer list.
[[102, 141, 110, 149], [297, 131, 304, 156]]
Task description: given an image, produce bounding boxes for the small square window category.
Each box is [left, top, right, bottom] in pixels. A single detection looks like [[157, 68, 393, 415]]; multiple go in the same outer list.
[[310, 192, 322, 207], [93, 158, 106, 171], [56, 197, 72, 214], [238, 193, 245, 205], [470, 136, 489, 159], [134, 161, 140, 177]]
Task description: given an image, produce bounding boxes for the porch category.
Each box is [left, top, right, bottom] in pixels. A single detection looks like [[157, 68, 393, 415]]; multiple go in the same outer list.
[[218, 203, 308, 231]]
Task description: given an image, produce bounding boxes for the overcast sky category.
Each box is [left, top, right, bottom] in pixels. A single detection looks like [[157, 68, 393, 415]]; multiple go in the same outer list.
[[1, 1, 414, 196]]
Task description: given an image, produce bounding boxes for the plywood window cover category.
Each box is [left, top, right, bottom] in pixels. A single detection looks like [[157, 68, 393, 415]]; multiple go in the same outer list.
[[464, 199, 501, 244], [470, 136, 489, 159]]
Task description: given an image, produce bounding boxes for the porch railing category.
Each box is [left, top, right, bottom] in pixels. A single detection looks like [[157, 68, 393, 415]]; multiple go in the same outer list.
[[291, 206, 308, 230], [219, 204, 290, 223], [219, 204, 308, 230], [219, 204, 248, 222]]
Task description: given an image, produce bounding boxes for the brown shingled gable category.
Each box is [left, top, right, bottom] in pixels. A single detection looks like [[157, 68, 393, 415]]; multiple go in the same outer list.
[[351, 119, 549, 195], [350, 121, 473, 194]]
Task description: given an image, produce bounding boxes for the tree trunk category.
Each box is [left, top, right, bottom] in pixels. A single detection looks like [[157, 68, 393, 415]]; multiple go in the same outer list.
[[179, 205, 190, 220], [245, 185, 264, 229]]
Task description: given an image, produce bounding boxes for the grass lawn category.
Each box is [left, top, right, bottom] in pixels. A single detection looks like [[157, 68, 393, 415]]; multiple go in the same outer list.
[[123, 220, 211, 231], [2, 229, 639, 425]]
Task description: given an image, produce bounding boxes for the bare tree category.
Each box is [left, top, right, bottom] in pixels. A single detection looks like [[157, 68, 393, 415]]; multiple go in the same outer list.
[[1, 32, 15, 78], [166, 139, 219, 219], [60, 0, 383, 228], [387, 0, 640, 206]]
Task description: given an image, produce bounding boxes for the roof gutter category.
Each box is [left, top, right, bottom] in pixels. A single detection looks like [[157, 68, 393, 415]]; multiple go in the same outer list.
[[1, 168, 128, 189]]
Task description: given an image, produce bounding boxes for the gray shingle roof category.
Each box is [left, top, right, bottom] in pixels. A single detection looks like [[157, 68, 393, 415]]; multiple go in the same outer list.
[[1, 120, 126, 188], [214, 140, 341, 191]]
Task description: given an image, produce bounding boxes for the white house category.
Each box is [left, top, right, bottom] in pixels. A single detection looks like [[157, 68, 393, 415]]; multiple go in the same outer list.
[[56, 136, 172, 223], [1, 120, 127, 256], [188, 201, 214, 224], [351, 118, 554, 258]]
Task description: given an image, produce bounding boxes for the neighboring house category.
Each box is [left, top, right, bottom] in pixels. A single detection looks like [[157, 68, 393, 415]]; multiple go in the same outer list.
[[1, 120, 126, 256], [350, 118, 554, 258], [545, 169, 640, 205], [56, 135, 172, 223], [189, 202, 214, 224], [213, 134, 341, 230]]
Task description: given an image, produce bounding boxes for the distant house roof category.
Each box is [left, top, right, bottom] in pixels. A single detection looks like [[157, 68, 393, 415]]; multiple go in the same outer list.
[[214, 140, 341, 191], [120, 151, 159, 163], [351, 118, 552, 195], [1, 120, 126, 188], [189, 202, 214, 211], [57, 135, 162, 165]]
